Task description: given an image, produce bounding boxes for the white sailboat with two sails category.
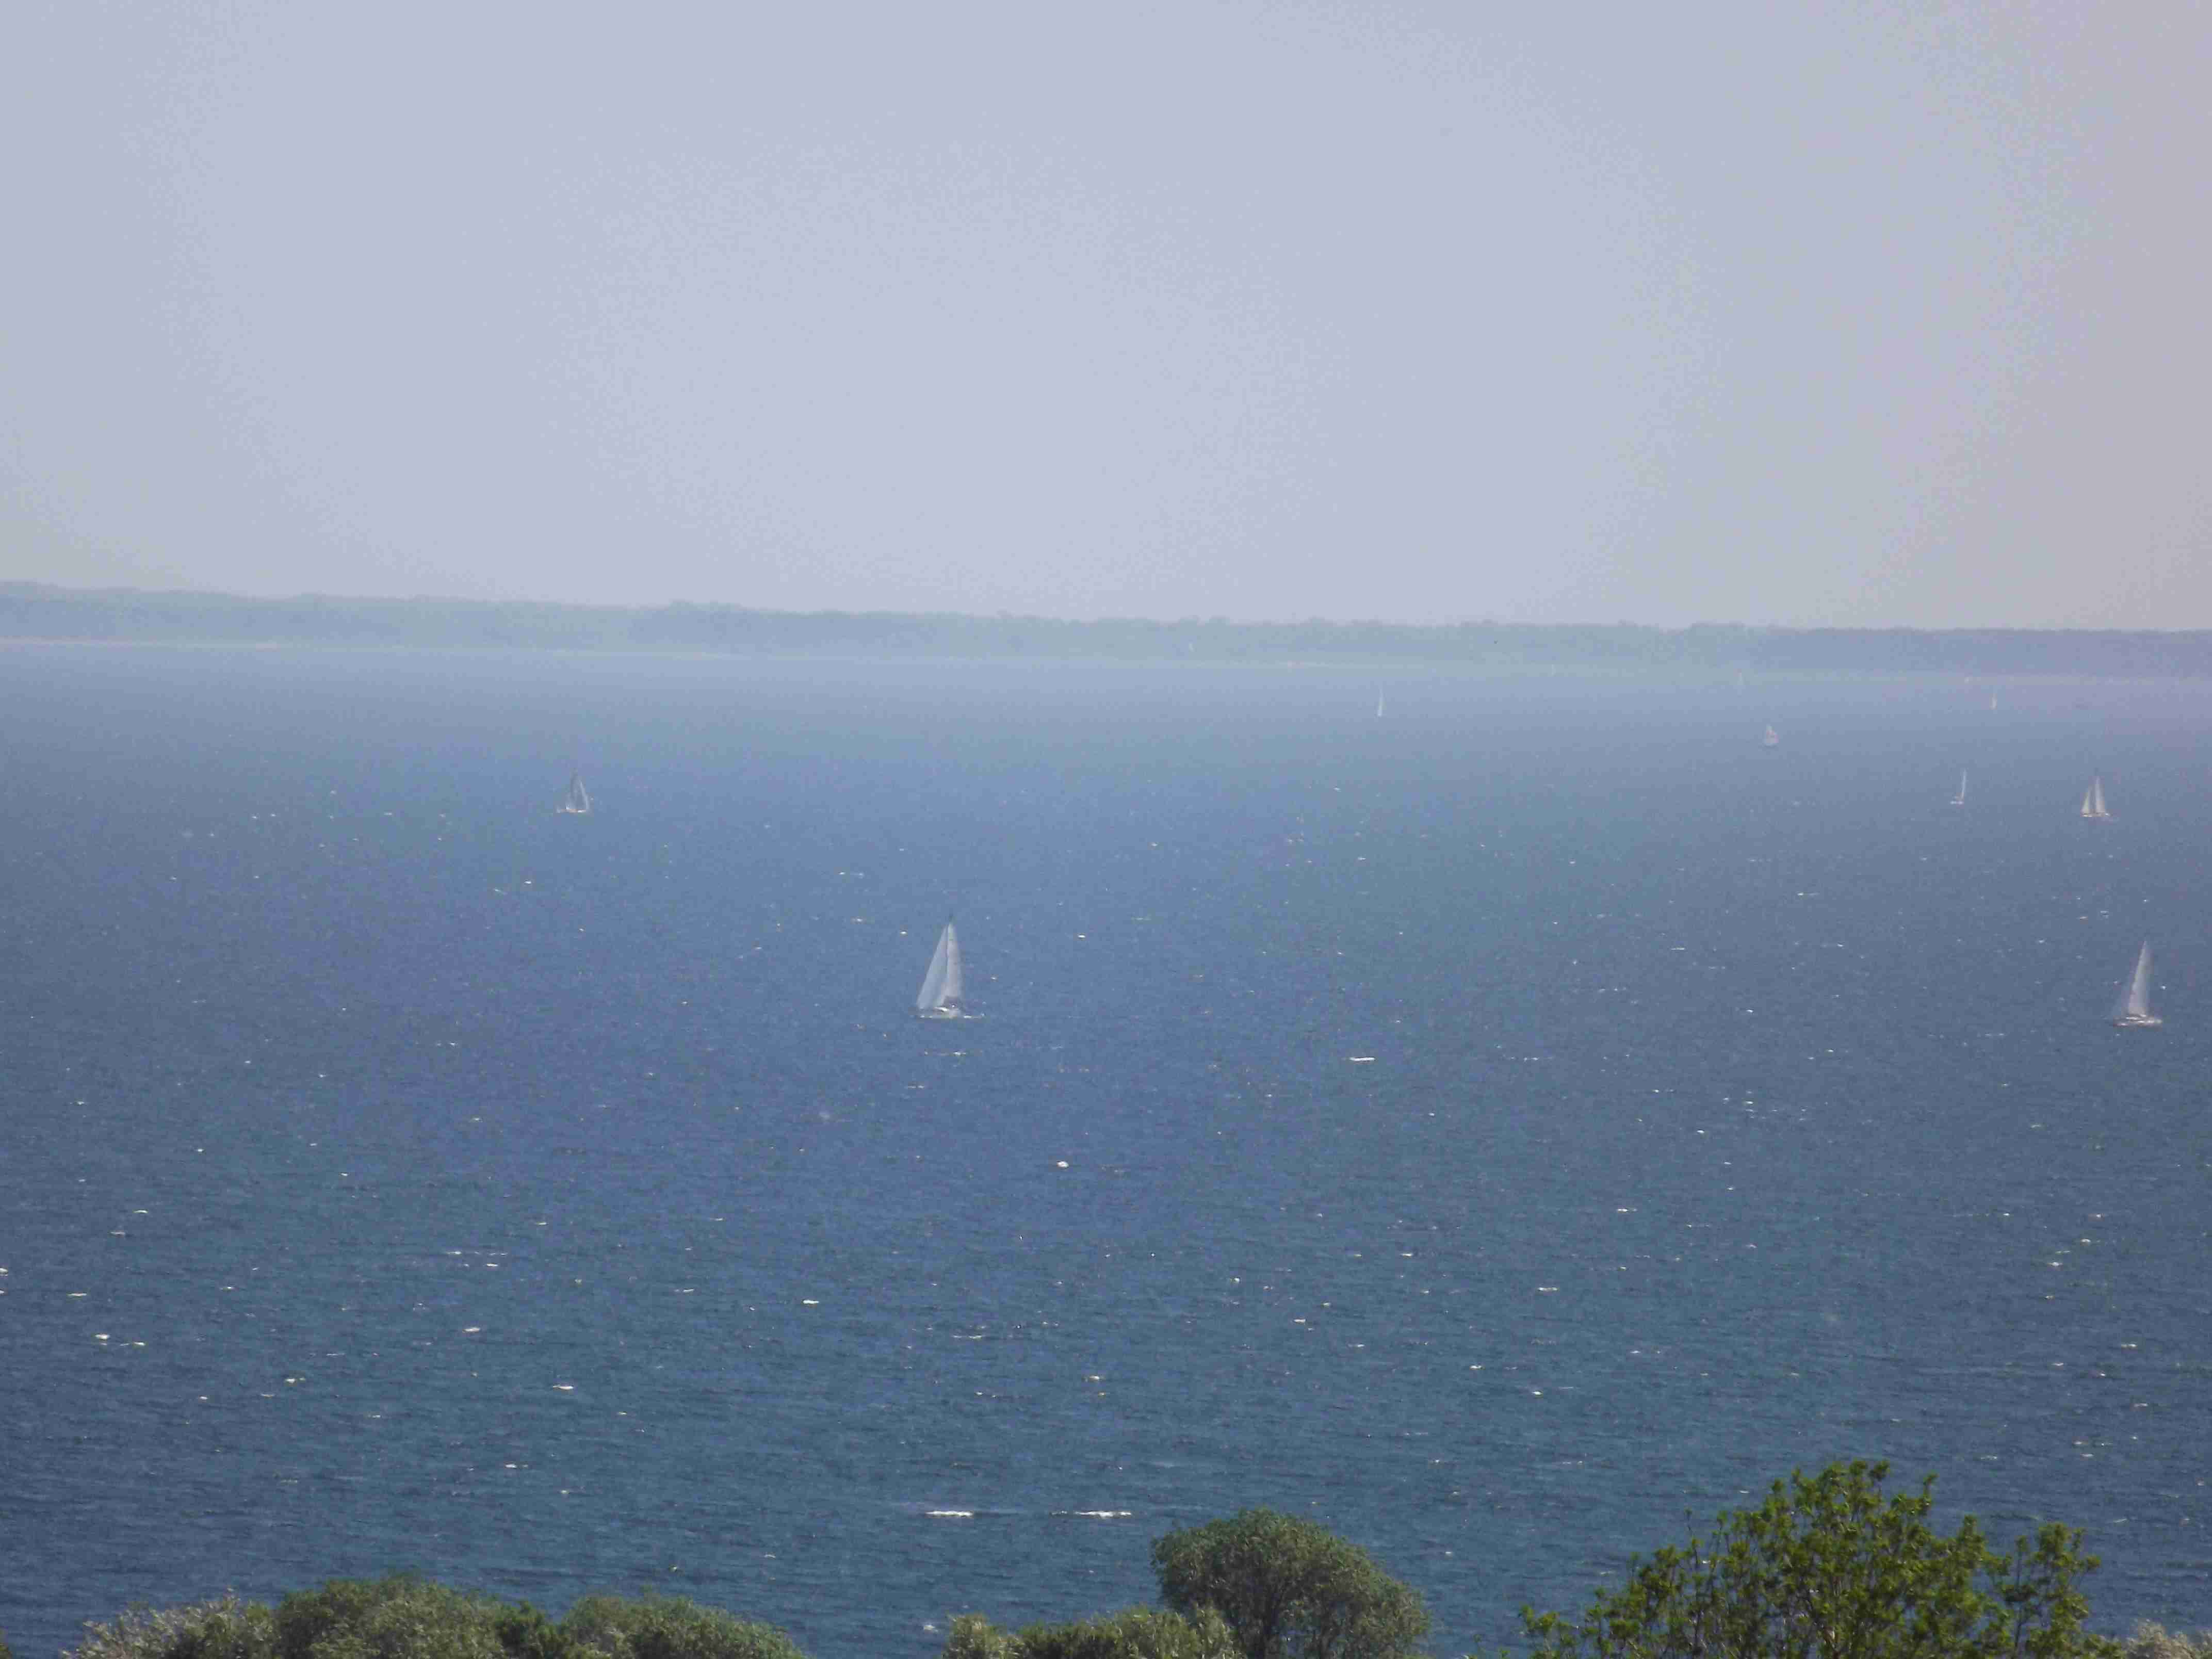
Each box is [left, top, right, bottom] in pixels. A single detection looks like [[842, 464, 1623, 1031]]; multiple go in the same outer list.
[[2112, 942, 2161, 1029], [2080, 776, 2110, 820], [557, 770, 592, 815], [915, 920, 968, 1019]]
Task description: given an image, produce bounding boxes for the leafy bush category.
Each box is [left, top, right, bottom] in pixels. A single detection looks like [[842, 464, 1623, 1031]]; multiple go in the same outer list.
[[1521, 1460, 2119, 1659], [65, 1586, 806, 1659], [941, 1615, 1017, 1659], [556, 1596, 807, 1659], [272, 1578, 511, 1659], [2125, 1628, 2212, 1659], [70, 1596, 276, 1659], [489, 1607, 590, 1659], [941, 1609, 1239, 1659], [1015, 1607, 1238, 1659], [1150, 1510, 1428, 1659]]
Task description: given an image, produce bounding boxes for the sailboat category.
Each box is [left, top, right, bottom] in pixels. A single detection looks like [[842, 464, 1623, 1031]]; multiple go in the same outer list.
[[2111, 942, 2161, 1029], [558, 771, 592, 816], [1375, 689, 1386, 719], [915, 920, 965, 1019], [1950, 771, 1967, 807], [1762, 724, 1780, 748], [2079, 776, 2110, 820]]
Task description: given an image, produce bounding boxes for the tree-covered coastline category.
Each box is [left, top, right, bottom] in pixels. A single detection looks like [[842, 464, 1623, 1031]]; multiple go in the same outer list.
[[21, 1472, 2212, 1659], [8, 582, 2212, 678]]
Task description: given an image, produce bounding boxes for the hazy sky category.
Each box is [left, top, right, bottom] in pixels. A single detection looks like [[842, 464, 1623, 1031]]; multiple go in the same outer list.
[[4, 3, 2207, 625]]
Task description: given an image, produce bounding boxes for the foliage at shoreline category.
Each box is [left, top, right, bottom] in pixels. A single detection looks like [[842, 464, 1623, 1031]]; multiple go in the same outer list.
[[1151, 1511, 1428, 1659], [10, 580, 2212, 676], [1523, 1461, 2115, 1658], [941, 1607, 1239, 1659], [64, 1582, 802, 1659], [42, 1470, 2209, 1659], [2125, 1629, 2212, 1658]]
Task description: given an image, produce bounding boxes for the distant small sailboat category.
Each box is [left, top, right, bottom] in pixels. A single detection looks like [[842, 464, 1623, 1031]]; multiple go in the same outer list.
[[2111, 941, 2161, 1029], [1375, 689, 1386, 719], [558, 771, 592, 816], [1988, 692, 1998, 711], [2080, 776, 2110, 820], [1950, 771, 1967, 807], [915, 920, 965, 1019], [1762, 724, 1780, 748]]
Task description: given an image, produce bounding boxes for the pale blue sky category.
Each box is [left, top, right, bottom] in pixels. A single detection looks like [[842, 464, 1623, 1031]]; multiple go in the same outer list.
[[4, 2, 2205, 625]]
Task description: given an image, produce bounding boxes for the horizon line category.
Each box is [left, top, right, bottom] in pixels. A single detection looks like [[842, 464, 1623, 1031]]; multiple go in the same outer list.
[[5, 580, 2208, 638]]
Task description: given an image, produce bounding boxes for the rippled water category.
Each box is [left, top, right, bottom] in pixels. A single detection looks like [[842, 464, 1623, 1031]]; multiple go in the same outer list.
[[3, 647, 2208, 1657]]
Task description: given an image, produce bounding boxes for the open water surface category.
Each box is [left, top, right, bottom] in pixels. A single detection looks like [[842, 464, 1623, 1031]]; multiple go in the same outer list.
[[2, 646, 2209, 1655]]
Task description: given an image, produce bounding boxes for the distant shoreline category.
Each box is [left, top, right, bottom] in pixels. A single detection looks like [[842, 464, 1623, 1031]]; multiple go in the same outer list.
[[7, 582, 2212, 677]]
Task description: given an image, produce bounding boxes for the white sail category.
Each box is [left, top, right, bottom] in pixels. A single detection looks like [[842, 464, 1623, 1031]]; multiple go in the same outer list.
[[559, 771, 591, 815], [940, 926, 963, 1008], [2112, 942, 2160, 1027], [2126, 945, 2154, 1019], [916, 921, 963, 1017], [1951, 771, 1967, 807], [1762, 724, 1779, 747], [2080, 776, 2109, 819]]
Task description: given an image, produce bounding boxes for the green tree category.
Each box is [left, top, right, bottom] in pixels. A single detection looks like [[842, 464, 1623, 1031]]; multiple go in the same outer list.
[[1521, 1460, 2120, 1659], [1150, 1509, 1428, 1659]]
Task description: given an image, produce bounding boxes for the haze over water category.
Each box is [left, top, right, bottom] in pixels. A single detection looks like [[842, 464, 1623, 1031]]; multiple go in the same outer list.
[[3, 647, 2208, 1657]]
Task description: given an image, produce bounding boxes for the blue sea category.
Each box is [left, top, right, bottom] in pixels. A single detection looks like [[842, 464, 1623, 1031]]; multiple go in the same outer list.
[[3, 646, 2208, 1657]]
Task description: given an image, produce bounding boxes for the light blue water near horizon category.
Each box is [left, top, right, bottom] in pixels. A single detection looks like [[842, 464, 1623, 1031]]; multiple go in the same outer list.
[[2, 647, 2209, 1658]]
